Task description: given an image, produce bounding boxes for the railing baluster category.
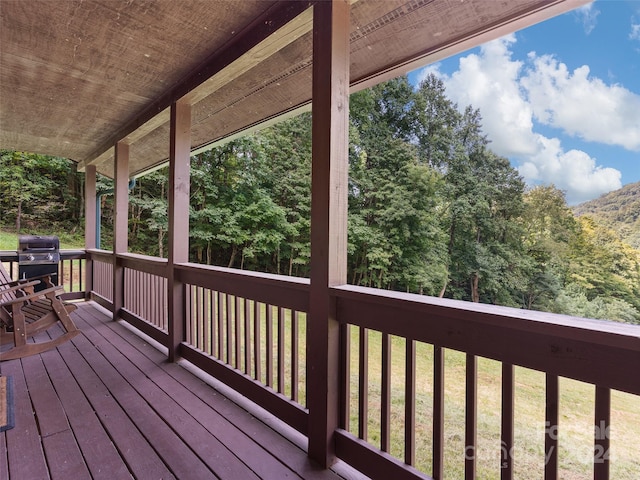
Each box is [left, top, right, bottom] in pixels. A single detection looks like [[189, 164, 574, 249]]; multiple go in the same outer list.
[[235, 296, 241, 368], [381, 332, 391, 453], [196, 285, 203, 349], [79, 258, 83, 291], [60, 259, 66, 290], [209, 289, 216, 358], [185, 284, 192, 345], [203, 287, 210, 354], [226, 293, 232, 364], [433, 344, 444, 480], [217, 291, 224, 360], [277, 307, 285, 394], [339, 323, 350, 430], [358, 326, 368, 441], [545, 373, 559, 480], [501, 363, 514, 480], [254, 301, 262, 382], [266, 304, 274, 388], [405, 338, 416, 466], [244, 298, 251, 375], [465, 353, 477, 480], [594, 386, 611, 480], [291, 310, 299, 403]]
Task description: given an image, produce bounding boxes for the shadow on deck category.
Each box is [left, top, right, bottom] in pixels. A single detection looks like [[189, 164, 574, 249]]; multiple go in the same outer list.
[[0, 301, 360, 480]]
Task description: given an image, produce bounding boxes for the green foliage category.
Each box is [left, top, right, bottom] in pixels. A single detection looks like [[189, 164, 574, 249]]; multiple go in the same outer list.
[[2, 76, 639, 324], [0, 150, 84, 234]]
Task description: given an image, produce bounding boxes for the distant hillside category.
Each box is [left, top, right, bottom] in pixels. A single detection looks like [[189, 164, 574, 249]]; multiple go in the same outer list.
[[573, 182, 640, 249]]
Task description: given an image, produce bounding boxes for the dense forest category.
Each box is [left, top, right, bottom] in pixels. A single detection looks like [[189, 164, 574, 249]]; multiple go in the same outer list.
[[1, 75, 639, 324]]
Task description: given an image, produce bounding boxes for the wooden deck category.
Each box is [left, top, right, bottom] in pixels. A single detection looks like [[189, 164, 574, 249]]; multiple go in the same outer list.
[[0, 301, 358, 480]]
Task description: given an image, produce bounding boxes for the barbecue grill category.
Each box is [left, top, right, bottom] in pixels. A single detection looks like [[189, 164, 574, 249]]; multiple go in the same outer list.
[[18, 235, 60, 292]]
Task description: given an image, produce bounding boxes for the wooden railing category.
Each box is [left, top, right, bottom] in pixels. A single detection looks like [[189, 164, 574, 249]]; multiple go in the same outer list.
[[176, 263, 310, 434], [88, 249, 114, 306], [80, 253, 639, 480], [121, 253, 168, 337], [0, 249, 86, 300], [331, 285, 640, 480]]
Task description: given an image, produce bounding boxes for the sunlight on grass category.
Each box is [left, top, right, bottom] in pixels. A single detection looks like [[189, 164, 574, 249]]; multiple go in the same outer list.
[[345, 331, 640, 480]]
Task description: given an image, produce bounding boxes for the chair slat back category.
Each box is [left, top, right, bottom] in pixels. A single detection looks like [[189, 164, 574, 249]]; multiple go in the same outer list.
[[0, 263, 18, 303]]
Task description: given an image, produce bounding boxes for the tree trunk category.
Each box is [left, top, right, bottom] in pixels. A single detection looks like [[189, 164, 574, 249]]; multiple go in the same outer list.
[[438, 275, 448, 298], [471, 273, 480, 302], [158, 228, 164, 258], [16, 199, 22, 233], [228, 245, 237, 268]]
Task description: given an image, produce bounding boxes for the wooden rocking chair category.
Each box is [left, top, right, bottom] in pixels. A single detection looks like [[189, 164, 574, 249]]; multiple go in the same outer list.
[[0, 264, 79, 361]]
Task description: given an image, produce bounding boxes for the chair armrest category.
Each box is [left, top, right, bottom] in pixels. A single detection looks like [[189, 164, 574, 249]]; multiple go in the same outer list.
[[0, 285, 64, 307], [0, 280, 40, 295]]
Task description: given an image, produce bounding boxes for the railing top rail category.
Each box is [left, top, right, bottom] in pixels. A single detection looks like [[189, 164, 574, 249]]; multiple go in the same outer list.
[[0, 250, 18, 261], [176, 262, 310, 312], [332, 284, 640, 351], [85, 248, 113, 255], [176, 262, 310, 288], [116, 252, 168, 264], [333, 284, 640, 394], [60, 249, 86, 258]]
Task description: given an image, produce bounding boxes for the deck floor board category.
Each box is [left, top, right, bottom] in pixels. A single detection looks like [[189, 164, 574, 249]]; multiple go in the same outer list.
[[79, 307, 297, 480], [0, 301, 354, 480]]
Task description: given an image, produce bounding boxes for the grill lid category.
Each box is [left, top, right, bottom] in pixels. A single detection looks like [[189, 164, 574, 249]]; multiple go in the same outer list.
[[18, 235, 59, 252], [18, 235, 60, 264]]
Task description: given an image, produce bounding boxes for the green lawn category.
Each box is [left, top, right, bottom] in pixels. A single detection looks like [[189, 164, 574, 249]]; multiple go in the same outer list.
[[345, 331, 640, 480], [0, 229, 84, 250], [202, 308, 639, 479]]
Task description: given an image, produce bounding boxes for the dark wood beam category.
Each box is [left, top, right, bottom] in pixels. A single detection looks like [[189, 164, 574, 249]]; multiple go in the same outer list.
[[167, 100, 191, 362], [113, 142, 129, 321], [84, 165, 96, 298], [307, 0, 350, 468]]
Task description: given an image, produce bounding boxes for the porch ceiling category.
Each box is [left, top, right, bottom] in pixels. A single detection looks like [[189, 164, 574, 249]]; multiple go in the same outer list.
[[0, 0, 585, 178]]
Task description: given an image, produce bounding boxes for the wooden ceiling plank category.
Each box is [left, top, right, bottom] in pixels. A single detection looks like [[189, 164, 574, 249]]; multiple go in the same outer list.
[[78, 0, 313, 170], [348, 0, 591, 93], [187, 7, 313, 105]]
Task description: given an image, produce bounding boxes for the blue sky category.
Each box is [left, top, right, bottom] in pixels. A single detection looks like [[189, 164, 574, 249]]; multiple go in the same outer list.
[[408, 0, 640, 204]]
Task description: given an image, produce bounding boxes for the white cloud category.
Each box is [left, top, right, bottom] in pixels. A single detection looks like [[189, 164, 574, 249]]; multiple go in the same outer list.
[[575, 3, 600, 35], [631, 23, 640, 40], [518, 136, 622, 204], [521, 55, 640, 151], [440, 34, 538, 157], [415, 34, 627, 203]]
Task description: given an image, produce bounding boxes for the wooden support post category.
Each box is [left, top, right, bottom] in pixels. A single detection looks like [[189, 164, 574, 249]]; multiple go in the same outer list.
[[84, 164, 96, 298], [113, 142, 129, 320], [167, 100, 191, 362], [308, 0, 350, 468]]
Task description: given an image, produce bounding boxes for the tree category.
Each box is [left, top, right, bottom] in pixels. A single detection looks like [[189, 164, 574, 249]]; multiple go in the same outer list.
[[349, 78, 447, 293], [520, 185, 577, 310], [0, 150, 83, 235]]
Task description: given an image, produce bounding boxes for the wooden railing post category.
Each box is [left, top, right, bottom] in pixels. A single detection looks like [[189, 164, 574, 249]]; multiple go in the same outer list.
[[167, 99, 191, 362], [308, 0, 350, 468], [84, 164, 96, 298], [113, 142, 129, 320]]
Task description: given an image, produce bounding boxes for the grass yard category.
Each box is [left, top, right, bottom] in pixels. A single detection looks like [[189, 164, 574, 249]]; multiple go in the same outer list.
[[0, 229, 84, 250], [196, 306, 639, 479], [345, 331, 640, 479]]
